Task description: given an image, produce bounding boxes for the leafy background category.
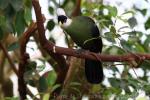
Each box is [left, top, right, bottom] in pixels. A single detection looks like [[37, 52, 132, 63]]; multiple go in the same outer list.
[[0, 0, 150, 100]]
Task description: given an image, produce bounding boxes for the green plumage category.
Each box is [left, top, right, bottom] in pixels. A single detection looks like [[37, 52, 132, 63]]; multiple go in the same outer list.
[[61, 16, 103, 83], [63, 16, 99, 49]]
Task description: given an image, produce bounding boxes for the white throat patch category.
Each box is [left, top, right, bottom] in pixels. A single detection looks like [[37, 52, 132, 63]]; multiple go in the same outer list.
[[61, 18, 72, 28]]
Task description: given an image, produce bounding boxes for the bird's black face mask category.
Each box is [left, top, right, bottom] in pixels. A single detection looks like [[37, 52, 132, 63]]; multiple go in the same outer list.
[[58, 15, 67, 24]]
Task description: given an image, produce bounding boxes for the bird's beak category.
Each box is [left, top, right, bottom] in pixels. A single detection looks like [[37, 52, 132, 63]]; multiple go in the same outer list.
[[58, 16, 62, 25]]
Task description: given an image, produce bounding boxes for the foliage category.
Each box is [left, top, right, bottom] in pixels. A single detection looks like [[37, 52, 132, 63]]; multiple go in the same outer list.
[[0, 0, 150, 100]]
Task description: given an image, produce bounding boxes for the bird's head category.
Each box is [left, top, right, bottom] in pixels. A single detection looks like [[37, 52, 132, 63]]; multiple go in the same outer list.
[[57, 8, 72, 28]]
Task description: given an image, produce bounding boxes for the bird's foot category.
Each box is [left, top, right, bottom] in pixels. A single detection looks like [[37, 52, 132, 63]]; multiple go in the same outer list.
[[75, 48, 86, 54]]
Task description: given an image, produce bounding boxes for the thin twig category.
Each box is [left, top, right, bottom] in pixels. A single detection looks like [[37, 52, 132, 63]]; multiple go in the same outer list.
[[0, 42, 18, 76]]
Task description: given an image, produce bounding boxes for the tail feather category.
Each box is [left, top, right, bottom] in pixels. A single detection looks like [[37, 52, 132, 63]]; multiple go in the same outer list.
[[85, 59, 103, 84]]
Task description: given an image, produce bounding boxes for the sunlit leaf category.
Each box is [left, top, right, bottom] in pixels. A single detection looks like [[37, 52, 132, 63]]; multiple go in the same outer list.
[[106, 6, 118, 17], [44, 71, 57, 86], [43, 93, 50, 100], [24, 7, 32, 24], [4, 97, 19, 100]]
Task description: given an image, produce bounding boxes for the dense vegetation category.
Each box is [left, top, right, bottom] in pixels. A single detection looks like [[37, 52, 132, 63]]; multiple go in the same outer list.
[[0, 0, 150, 99]]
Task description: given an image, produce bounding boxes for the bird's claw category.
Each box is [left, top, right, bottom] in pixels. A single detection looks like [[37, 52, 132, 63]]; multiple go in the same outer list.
[[75, 49, 86, 54]]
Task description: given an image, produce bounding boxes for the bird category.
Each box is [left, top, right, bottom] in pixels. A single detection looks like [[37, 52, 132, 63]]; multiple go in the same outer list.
[[57, 8, 104, 84]]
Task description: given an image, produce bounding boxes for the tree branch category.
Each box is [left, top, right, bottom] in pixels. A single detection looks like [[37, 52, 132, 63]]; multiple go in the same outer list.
[[18, 21, 37, 100], [0, 42, 18, 76], [71, 0, 81, 17], [45, 44, 148, 65], [32, 0, 68, 97]]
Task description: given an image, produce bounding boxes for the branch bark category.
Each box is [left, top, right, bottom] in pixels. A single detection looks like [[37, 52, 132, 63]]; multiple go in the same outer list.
[[32, 0, 68, 97], [0, 42, 18, 76], [18, 22, 37, 100]]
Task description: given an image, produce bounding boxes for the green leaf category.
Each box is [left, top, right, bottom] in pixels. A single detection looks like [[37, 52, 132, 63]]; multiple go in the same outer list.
[[145, 17, 150, 30], [0, 15, 6, 26], [99, 15, 113, 28], [48, 6, 54, 14], [0, 0, 9, 9], [106, 6, 118, 17], [10, 0, 23, 11], [24, 0, 32, 8], [128, 17, 137, 28], [37, 65, 45, 72], [4, 4, 16, 18], [110, 25, 116, 33], [47, 20, 55, 31], [45, 71, 57, 86], [109, 78, 121, 88], [140, 60, 150, 70], [137, 9, 147, 16], [28, 80, 36, 87], [120, 39, 132, 51], [26, 61, 37, 71], [51, 84, 61, 93], [104, 32, 116, 43], [121, 11, 134, 16], [70, 82, 81, 86], [15, 10, 26, 36], [24, 70, 36, 82], [143, 85, 150, 95], [0, 27, 4, 40], [104, 46, 125, 54], [43, 93, 50, 100], [134, 43, 145, 53], [0, 14, 14, 33], [7, 42, 19, 51], [128, 78, 140, 89], [4, 97, 19, 100], [38, 76, 48, 92], [24, 7, 32, 25]]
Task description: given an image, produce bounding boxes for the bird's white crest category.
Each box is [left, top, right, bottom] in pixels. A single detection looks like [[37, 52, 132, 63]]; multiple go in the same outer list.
[[57, 8, 66, 16]]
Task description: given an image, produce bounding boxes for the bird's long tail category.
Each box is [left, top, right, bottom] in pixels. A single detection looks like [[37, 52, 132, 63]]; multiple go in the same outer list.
[[85, 59, 104, 84]]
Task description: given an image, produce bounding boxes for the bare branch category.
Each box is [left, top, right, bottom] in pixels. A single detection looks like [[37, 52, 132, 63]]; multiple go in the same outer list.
[[0, 42, 18, 76]]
